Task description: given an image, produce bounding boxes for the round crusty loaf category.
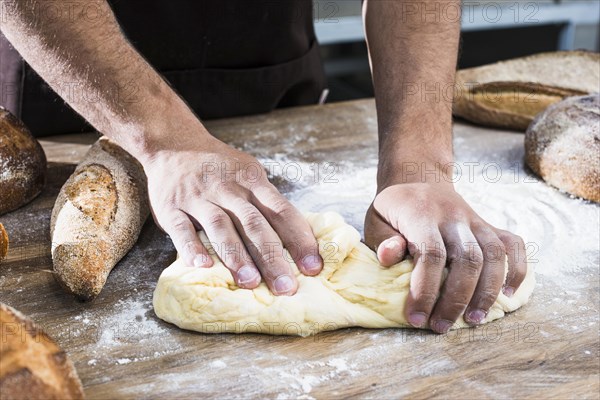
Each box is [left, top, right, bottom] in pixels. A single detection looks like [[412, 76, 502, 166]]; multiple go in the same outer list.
[[0, 107, 47, 215], [0, 303, 84, 400], [0, 223, 8, 263], [525, 94, 600, 202]]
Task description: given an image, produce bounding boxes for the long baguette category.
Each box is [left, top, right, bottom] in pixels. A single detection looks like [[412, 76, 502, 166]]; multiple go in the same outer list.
[[453, 51, 600, 130], [50, 137, 149, 300]]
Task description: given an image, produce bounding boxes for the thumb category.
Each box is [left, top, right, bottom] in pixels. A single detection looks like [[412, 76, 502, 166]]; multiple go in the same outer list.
[[364, 207, 407, 267]]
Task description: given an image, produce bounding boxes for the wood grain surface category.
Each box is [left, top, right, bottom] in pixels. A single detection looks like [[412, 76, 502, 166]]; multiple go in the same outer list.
[[0, 99, 598, 399]]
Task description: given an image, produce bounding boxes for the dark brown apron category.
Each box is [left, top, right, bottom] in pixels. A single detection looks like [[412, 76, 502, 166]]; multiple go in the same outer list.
[[0, 1, 326, 137]]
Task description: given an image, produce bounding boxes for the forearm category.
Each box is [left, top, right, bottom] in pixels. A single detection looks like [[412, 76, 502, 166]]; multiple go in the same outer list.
[[364, 0, 460, 187], [1, 0, 208, 160]]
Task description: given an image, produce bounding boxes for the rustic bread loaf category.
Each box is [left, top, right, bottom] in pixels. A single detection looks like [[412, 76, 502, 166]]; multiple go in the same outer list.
[[0, 223, 8, 263], [454, 51, 600, 130], [525, 94, 600, 202], [0, 303, 84, 400], [51, 137, 150, 300], [0, 107, 47, 215]]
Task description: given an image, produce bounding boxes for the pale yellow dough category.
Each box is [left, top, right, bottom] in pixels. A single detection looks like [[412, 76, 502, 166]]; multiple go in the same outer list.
[[153, 212, 535, 336]]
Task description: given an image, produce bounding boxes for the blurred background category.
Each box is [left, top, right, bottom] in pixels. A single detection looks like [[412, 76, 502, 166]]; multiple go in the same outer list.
[[315, 0, 600, 102]]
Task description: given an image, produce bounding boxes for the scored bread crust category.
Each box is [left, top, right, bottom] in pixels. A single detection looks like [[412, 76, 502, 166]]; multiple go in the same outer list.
[[0, 107, 47, 215], [453, 51, 600, 130], [50, 137, 150, 300], [0, 303, 84, 400]]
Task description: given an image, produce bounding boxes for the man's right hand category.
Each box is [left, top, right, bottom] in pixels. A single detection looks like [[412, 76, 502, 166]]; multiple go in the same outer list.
[[1, 1, 322, 295], [141, 129, 323, 295]]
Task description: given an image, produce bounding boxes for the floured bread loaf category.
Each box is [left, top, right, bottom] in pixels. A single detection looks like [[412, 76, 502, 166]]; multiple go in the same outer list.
[[0, 107, 47, 215], [525, 94, 600, 202]]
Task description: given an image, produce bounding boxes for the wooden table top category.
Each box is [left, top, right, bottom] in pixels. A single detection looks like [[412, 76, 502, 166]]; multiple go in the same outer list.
[[1, 99, 598, 399]]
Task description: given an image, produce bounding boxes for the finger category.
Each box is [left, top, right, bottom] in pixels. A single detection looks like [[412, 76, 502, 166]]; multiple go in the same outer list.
[[364, 207, 407, 267], [222, 198, 298, 296], [187, 203, 261, 289], [402, 226, 447, 330], [464, 223, 506, 325], [160, 210, 213, 269], [430, 224, 483, 332], [495, 229, 528, 297], [252, 185, 323, 276]]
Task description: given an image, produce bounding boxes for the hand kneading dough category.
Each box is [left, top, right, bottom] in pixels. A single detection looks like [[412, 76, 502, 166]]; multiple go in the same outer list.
[[153, 212, 535, 336]]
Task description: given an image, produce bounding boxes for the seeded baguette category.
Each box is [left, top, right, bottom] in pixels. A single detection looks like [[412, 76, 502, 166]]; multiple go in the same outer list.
[[454, 51, 600, 130], [0, 303, 84, 400], [50, 137, 149, 300]]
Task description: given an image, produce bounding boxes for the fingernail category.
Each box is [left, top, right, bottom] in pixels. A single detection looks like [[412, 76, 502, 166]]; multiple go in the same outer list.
[[193, 254, 210, 268], [301, 254, 322, 274], [273, 275, 294, 295], [237, 265, 259, 286], [503, 286, 515, 297], [433, 320, 453, 334], [467, 309, 486, 324], [408, 312, 428, 328], [383, 239, 399, 250]]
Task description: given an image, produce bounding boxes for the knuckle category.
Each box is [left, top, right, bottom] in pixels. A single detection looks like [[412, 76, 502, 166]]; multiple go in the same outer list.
[[509, 263, 528, 286], [498, 229, 525, 245], [258, 249, 276, 265], [440, 301, 469, 317], [414, 291, 438, 308], [169, 216, 190, 233], [475, 287, 501, 305], [482, 239, 506, 262], [269, 197, 294, 221], [462, 246, 484, 274], [206, 211, 229, 231], [239, 206, 264, 231], [215, 181, 238, 197], [182, 239, 200, 255], [421, 247, 447, 265], [470, 220, 489, 232]]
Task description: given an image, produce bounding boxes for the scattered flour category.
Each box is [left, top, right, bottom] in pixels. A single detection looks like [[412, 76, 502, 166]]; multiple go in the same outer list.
[[209, 360, 227, 369]]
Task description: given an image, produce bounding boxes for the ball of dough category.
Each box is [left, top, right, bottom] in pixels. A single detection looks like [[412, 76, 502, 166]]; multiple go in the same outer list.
[[525, 94, 600, 202], [0, 107, 47, 215]]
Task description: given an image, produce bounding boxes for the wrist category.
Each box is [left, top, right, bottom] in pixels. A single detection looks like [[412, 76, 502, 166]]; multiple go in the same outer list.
[[377, 139, 455, 190], [108, 95, 213, 165], [377, 159, 455, 190]]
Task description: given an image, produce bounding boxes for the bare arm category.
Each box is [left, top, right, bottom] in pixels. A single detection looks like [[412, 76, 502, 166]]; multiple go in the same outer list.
[[1, 0, 201, 156], [363, 0, 527, 332], [2, 0, 323, 295], [365, 0, 456, 176]]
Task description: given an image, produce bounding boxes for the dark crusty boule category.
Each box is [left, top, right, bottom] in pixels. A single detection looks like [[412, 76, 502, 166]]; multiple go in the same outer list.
[[525, 94, 600, 202], [0, 303, 85, 399], [0, 107, 47, 215]]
